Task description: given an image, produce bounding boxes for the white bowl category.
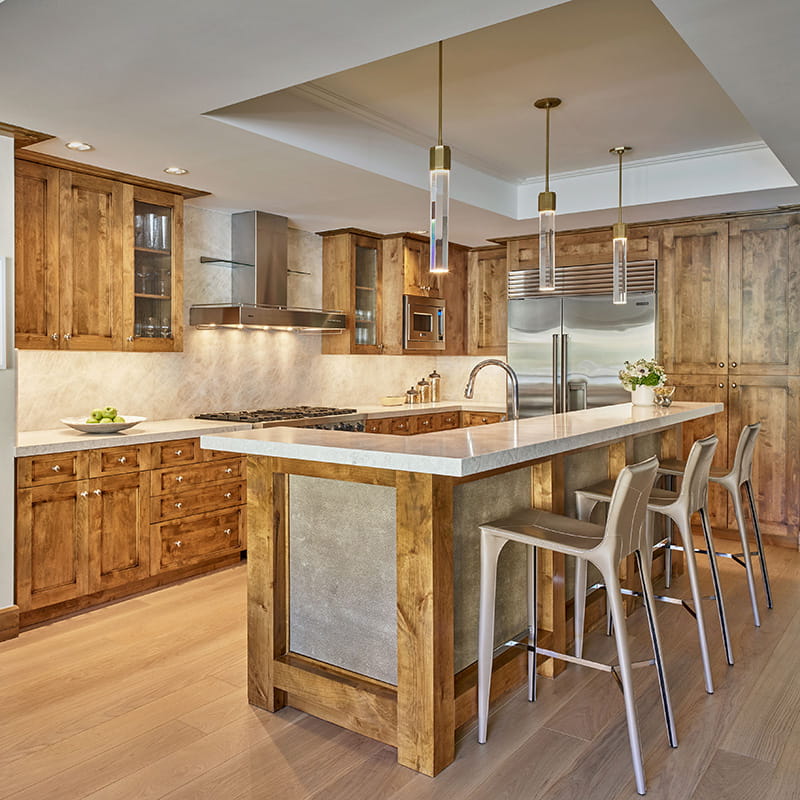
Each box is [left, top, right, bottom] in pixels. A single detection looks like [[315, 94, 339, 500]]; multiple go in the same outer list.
[[61, 416, 147, 434]]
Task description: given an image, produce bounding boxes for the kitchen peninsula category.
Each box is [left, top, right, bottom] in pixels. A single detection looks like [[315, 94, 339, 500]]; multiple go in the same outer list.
[[201, 400, 722, 776]]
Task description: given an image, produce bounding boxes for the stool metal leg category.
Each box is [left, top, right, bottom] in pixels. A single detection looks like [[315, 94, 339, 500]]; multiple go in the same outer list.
[[603, 567, 647, 796], [477, 532, 508, 744], [527, 545, 538, 702], [745, 479, 773, 609], [699, 507, 734, 665], [574, 556, 587, 658], [664, 474, 676, 588], [731, 486, 761, 627], [635, 548, 678, 748]]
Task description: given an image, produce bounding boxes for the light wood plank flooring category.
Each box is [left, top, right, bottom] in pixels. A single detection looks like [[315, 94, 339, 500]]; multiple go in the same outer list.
[[1, 542, 798, 799]]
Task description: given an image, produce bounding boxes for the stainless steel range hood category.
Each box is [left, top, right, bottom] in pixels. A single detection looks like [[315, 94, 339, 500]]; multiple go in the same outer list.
[[189, 211, 346, 332]]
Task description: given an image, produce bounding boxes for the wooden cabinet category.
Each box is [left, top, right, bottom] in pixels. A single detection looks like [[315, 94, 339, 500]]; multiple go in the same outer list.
[[461, 411, 506, 427], [363, 409, 504, 435], [467, 246, 507, 356], [15, 156, 186, 352], [392, 234, 440, 298], [15, 437, 246, 624]]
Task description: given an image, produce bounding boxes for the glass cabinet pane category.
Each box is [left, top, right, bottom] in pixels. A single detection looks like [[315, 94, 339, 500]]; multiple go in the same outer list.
[[354, 244, 377, 347], [134, 201, 172, 339]]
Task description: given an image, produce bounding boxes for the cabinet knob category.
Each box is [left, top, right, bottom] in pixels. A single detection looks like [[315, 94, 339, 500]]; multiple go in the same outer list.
[[51, 464, 61, 472], [176, 475, 183, 483], [80, 491, 89, 498], [224, 492, 232, 499], [63, 333, 72, 340], [719, 383, 725, 388], [378, 343, 385, 352], [174, 501, 183, 509], [731, 383, 738, 388], [50, 333, 59, 341], [118, 456, 127, 464], [174, 540, 183, 548], [225, 467, 233, 474], [718, 362, 725, 368], [422, 420, 430, 426], [481, 417, 489, 423], [127, 336, 134, 343], [94, 489, 103, 496], [731, 362, 738, 368], [175, 449, 182, 456], [224, 528, 232, 535]]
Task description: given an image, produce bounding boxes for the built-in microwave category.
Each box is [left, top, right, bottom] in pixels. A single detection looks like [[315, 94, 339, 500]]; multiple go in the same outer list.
[[403, 294, 446, 351]]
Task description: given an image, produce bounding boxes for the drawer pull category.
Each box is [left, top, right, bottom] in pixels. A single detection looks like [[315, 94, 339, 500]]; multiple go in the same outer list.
[[719, 383, 725, 389], [174, 502, 183, 509], [224, 528, 232, 536], [224, 492, 232, 499], [718, 362, 725, 368], [80, 491, 89, 498], [731, 383, 737, 389], [50, 332, 59, 341], [117, 456, 127, 464], [127, 335, 134, 342], [63, 333, 72, 340], [174, 540, 183, 548], [224, 467, 233, 474], [51, 465, 61, 472], [175, 449, 183, 456], [481, 417, 489, 423], [93, 489, 103, 496], [422, 420, 430, 426], [175, 475, 183, 483]]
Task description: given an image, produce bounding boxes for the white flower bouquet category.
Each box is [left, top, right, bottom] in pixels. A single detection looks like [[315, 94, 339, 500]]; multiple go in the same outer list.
[[618, 358, 667, 392]]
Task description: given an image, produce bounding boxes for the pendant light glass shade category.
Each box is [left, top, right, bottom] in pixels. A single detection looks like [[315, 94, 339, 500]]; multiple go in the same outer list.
[[610, 146, 631, 305], [429, 42, 450, 274], [534, 98, 561, 291]]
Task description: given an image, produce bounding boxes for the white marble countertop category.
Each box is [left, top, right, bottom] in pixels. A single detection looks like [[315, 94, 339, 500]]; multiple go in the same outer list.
[[201, 402, 723, 477], [16, 418, 253, 457]]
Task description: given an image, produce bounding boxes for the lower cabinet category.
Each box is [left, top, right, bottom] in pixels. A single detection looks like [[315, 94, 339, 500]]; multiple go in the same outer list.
[[15, 438, 247, 624], [364, 409, 504, 436]]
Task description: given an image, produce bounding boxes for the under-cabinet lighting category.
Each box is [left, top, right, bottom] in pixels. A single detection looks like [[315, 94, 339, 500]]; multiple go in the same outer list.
[[65, 141, 93, 151], [164, 166, 189, 176]]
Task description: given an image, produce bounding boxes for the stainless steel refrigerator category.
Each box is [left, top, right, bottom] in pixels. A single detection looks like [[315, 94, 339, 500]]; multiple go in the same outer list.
[[507, 261, 657, 417]]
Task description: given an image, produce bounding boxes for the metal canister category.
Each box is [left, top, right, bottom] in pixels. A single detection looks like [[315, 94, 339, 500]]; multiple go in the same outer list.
[[405, 386, 420, 404], [417, 378, 431, 404], [428, 370, 441, 402]]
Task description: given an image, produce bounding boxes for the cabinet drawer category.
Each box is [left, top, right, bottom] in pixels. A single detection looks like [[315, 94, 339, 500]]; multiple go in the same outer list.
[[151, 438, 200, 468], [412, 414, 436, 434], [201, 447, 240, 461], [436, 411, 460, 430], [461, 411, 505, 427], [156, 508, 244, 570], [17, 451, 89, 487], [152, 458, 244, 495], [89, 445, 150, 477], [364, 418, 389, 434], [152, 479, 245, 522], [387, 416, 414, 435]]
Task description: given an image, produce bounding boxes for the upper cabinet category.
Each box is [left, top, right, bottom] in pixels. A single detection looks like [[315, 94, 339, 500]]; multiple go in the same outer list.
[[14, 154, 201, 352], [466, 246, 507, 356]]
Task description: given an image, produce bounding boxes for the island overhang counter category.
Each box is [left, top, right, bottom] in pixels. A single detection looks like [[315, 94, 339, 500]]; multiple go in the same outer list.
[[201, 401, 722, 776]]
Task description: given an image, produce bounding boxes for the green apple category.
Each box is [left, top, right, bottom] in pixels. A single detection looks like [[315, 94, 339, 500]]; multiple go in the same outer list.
[[100, 417, 115, 424], [91, 408, 105, 421], [112, 416, 125, 423], [102, 406, 118, 418], [85, 417, 100, 424]]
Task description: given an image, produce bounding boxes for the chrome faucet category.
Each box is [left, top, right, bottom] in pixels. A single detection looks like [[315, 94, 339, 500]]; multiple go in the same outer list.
[[463, 359, 520, 421]]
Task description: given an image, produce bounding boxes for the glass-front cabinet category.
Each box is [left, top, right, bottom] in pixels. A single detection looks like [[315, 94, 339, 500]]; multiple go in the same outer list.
[[354, 238, 379, 348], [125, 187, 183, 351]]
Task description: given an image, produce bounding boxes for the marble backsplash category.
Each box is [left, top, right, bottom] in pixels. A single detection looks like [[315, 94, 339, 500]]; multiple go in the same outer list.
[[17, 207, 505, 431]]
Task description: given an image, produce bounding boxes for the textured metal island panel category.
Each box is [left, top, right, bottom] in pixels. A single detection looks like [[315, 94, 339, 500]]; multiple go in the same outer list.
[[288, 475, 397, 685], [453, 467, 533, 673]]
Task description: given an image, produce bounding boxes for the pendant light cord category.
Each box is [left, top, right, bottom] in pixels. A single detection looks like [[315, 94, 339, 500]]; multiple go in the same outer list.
[[545, 105, 550, 192], [618, 149, 623, 225], [437, 41, 443, 146]]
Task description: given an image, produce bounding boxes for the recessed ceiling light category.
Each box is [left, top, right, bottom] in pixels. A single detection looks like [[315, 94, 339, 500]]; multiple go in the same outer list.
[[65, 141, 93, 151], [163, 166, 189, 176]]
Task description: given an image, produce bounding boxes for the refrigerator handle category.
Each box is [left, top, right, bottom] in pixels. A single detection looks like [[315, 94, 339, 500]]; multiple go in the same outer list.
[[560, 334, 569, 412], [552, 333, 560, 413]]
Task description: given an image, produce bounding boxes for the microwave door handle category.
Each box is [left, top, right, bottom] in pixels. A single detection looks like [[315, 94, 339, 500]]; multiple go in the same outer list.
[[552, 333, 560, 413], [438, 308, 445, 341]]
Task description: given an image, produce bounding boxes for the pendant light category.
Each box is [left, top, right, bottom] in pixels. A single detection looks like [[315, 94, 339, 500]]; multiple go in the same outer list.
[[534, 98, 561, 290], [610, 146, 631, 305], [429, 40, 451, 274]]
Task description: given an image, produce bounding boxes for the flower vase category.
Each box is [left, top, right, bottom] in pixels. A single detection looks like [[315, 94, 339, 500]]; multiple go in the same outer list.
[[630, 385, 655, 406]]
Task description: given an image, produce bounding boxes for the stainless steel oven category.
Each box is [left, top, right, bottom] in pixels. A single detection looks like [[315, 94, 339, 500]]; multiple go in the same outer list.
[[403, 294, 445, 351]]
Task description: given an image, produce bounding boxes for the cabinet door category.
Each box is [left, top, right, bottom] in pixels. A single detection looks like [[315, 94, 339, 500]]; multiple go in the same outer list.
[[14, 160, 61, 349], [403, 237, 440, 297], [88, 472, 151, 592], [728, 214, 800, 375], [659, 222, 729, 374], [59, 171, 124, 350], [728, 375, 800, 540], [669, 376, 730, 528], [124, 187, 184, 352], [467, 246, 507, 355], [16, 482, 89, 610]]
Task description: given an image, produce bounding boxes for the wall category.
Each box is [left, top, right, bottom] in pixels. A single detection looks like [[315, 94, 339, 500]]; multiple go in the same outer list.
[[0, 135, 16, 610], [17, 207, 505, 430]]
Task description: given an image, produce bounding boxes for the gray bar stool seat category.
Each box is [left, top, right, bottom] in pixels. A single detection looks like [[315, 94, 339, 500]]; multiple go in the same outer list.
[[574, 435, 732, 698], [478, 456, 676, 796], [658, 422, 771, 627]]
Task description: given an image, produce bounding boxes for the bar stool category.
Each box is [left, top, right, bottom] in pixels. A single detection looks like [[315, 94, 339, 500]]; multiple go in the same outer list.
[[574, 435, 733, 694], [477, 456, 676, 796], [658, 422, 771, 627]]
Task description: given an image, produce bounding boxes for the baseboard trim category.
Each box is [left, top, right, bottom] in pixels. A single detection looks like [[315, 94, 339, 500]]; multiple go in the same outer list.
[[0, 604, 20, 642]]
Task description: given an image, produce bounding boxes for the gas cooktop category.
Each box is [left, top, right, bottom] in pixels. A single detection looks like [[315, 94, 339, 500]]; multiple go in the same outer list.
[[195, 406, 358, 424]]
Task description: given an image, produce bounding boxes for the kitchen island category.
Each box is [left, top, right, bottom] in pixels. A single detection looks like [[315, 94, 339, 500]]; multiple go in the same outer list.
[[201, 401, 722, 776]]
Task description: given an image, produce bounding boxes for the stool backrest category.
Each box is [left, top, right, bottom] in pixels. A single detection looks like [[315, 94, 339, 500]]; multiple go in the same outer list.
[[731, 422, 761, 484], [680, 434, 718, 513], [605, 456, 660, 561]]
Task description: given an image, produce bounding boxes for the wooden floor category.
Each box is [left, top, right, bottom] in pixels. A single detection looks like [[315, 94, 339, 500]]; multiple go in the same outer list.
[[2, 542, 799, 800]]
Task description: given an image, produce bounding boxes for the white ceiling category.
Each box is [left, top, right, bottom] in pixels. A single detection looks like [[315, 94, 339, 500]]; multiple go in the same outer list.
[[1, 0, 798, 245]]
